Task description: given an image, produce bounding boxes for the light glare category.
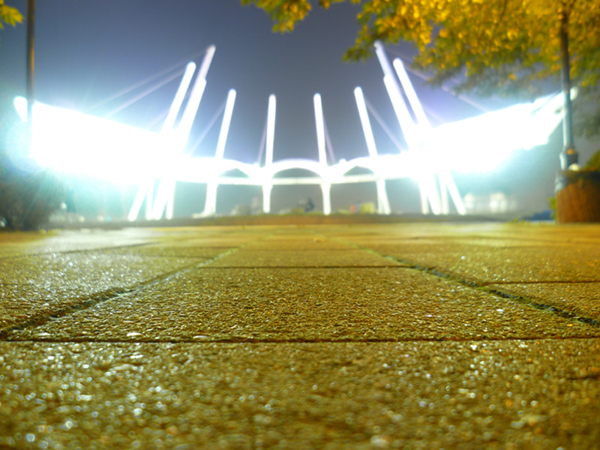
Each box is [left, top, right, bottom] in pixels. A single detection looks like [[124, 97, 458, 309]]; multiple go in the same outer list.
[[423, 93, 563, 172], [15, 97, 172, 183]]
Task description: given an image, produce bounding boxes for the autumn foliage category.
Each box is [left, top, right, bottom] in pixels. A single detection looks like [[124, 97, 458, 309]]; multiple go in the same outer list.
[[242, 0, 600, 101], [0, 0, 21, 30]]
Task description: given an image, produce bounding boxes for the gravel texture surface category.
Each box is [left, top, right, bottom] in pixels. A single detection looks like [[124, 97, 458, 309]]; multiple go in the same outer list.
[[1, 222, 600, 449], [6, 267, 598, 343], [487, 282, 600, 321], [0, 229, 163, 258], [361, 245, 600, 284], [210, 250, 404, 268], [1, 340, 599, 449], [97, 246, 234, 260], [0, 253, 201, 332]]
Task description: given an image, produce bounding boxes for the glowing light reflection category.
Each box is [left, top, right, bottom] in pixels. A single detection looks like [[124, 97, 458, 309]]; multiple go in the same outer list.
[[14, 97, 171, 183], [15, 90, 563, 182], [424, 93, 564, 172], [14, 80, 564, 219]]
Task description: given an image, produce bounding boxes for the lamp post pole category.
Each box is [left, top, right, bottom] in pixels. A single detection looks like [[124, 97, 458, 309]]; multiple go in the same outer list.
[[26, 0, 35, 144], [559, 8, 578, 170]]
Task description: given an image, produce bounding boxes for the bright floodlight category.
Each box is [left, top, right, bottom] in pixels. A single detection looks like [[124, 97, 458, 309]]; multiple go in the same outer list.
[[14, 97, 172, 183], [423, 93, 565, 172], [13, 40, 567, 221]]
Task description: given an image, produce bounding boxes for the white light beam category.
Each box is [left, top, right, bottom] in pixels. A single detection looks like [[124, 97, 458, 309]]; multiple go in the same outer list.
[[393, 58, 430, 128], [162, 62, 197, 133], [313, 93, 327, 165], [263, 94, 277, 214], [354, 87, 378, 158], [375, 41, 419, 148], [215, 89, 237, 159], [266, 94, 276, 166], [128, 62, 198, 221], [383, 75, 420, 149], [176, 45, 215, 146]]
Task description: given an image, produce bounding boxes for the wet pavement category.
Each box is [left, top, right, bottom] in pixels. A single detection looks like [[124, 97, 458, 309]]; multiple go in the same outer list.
[[1, 221, 599, 449]]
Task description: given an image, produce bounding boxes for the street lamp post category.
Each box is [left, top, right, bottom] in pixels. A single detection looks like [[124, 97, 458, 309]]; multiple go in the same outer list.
[[559, 9, 578, 170], [26, 0, 35, 143]]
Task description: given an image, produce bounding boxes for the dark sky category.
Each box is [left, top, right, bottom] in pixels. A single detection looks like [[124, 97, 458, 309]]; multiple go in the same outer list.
[[1, 0, 598, 215], [0, 0, 488, 163]]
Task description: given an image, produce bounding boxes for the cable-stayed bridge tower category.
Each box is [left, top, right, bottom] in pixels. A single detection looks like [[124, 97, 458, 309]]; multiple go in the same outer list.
[[15, 43, 567, 220]]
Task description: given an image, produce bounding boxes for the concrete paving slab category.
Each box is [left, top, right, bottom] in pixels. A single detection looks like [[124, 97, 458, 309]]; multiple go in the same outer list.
[[205, 227, 348, 249], [209, 250, 404, 268], [98, 245, 235, 259], [1, 339, 599, 449], [324, 223, 600, 248], [360, 245, 600, 284], [0, 253, 200, 289], [2, 222, 600, 449], [8, 268, 598, 342], [150, 236, 264, 248], [0, 229, 164, 259], [321, 223, 523, 241], [242, 235, 354, 251], [327, 224, 600, 285], [347, 239, 577, 251], [241, 242, 357, 251], [0, 253, 203, 332], [0, 232, 59, 259], [487, 282, 600, 322], [0, 284, 108, 332]]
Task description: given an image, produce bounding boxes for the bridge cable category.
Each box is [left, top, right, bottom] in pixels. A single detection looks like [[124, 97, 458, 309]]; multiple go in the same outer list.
[[186, 98, 227, 155], [256, 115, 269, 165], [86, 48, 209, 113], [386, 50, 493, 112], [363, 96, 407, 152], [104, 68, 186, 118], [323, 117, 336, 164]]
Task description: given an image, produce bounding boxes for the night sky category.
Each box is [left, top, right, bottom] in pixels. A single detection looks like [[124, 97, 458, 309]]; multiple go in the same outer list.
[[1, 0, 598, 216]]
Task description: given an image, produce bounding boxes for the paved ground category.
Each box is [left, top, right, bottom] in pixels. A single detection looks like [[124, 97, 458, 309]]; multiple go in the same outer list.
[[1, 220, 599, 449]]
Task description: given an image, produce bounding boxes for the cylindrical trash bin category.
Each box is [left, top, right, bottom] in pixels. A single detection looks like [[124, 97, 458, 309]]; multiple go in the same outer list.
[[555, 170, 600, 223]]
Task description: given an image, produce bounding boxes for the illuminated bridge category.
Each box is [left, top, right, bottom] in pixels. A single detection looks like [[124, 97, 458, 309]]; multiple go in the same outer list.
[[15, 43, 566, 220]]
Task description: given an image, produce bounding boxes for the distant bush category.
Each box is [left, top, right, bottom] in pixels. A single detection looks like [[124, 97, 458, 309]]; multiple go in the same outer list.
[[0, 145, 65, 231], [0, 169, 65, 231]]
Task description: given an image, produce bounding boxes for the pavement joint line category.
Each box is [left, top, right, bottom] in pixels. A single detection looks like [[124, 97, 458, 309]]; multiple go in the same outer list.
[[483, 287, 600, 327], [197, 265, 407, 269], [0, 247, 242, 339], [332, 239, 600, 331], [390, 257, 600, 330], [3, 336, 600, 345], [0, 288, 133, 339]]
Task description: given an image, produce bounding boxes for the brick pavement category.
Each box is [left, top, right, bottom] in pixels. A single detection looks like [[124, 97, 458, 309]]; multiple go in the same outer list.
[[1, 221, 599, 449]]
